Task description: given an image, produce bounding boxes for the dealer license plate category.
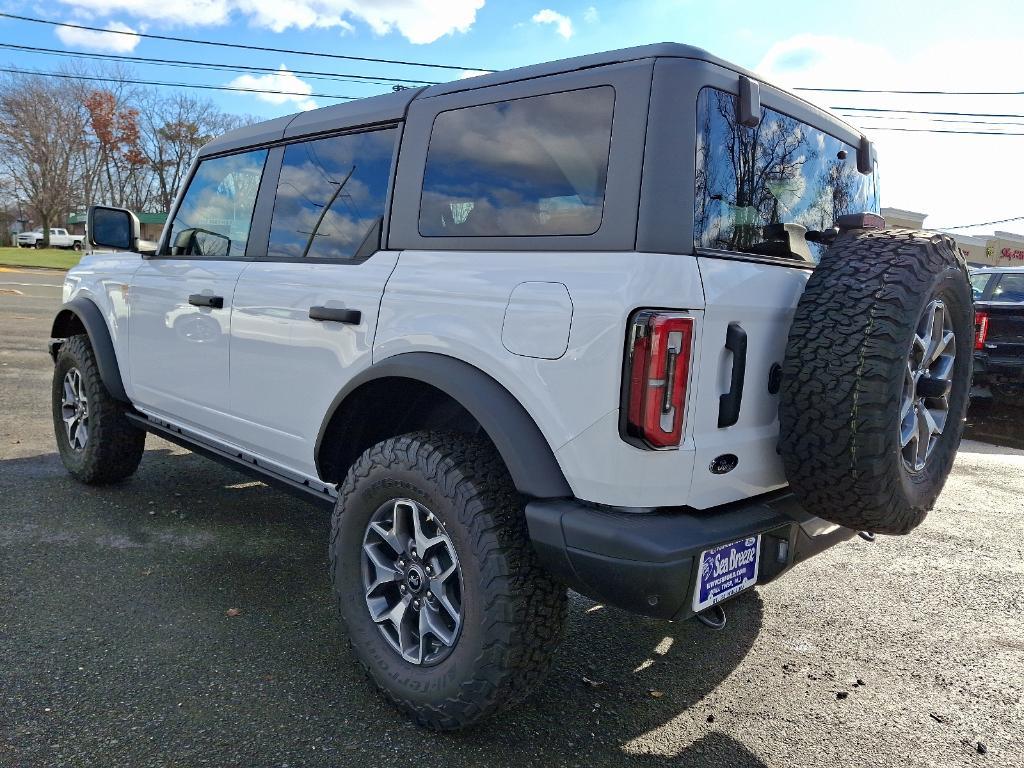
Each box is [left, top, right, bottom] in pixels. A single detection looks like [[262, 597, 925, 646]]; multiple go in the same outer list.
[[692, 535, 761, 613]]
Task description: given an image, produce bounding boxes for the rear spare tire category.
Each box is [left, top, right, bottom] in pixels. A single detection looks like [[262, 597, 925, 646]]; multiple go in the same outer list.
[[780, 229, 973, 535]]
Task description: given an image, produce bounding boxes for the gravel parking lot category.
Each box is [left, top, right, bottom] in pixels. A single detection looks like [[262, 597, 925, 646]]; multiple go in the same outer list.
[[2, 267, 1022, 768]]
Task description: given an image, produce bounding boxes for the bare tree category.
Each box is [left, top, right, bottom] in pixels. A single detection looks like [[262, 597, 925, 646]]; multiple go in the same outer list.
[[0, 74, 87, 246], [138, 92, 250, 212]]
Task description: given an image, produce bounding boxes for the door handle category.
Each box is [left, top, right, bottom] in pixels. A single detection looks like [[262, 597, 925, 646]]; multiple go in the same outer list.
[[718, 322, 747, 428], [188, 294, 224, 309], [309, 306, 361, 324]]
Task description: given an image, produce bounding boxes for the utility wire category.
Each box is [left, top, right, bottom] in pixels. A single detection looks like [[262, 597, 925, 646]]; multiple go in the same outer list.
[[838, 113, 1024, 127], [0, 42, 440, 86], [0, 66, 360, 100], [800, 86, 1024, 96], [857, 126, 1024, 136], [0, 12, 491, 72], [941, 215, 1024, 230], [835, 105, 1024, 119]]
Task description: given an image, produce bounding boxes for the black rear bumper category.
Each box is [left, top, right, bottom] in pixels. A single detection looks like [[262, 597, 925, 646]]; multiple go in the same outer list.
[[526, 492, 855, 621]]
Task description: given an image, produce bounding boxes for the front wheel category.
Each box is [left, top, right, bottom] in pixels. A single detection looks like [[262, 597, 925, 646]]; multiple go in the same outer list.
[[33, 240, 43, 249], [330, 431, 567, 730], [52, 335, 146, 484]]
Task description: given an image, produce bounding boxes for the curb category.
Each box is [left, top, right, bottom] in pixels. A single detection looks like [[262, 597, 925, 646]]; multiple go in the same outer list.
[[0, 263, 70, 273]]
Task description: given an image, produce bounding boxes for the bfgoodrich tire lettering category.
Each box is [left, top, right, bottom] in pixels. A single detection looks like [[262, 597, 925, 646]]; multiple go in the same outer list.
[[330, 431, 567, 730], [779, 230, 973, 535], [52, 334, 145, 484]]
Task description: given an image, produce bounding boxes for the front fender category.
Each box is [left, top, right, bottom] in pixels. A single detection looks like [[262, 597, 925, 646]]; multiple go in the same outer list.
[[50, 297, 129, 403]]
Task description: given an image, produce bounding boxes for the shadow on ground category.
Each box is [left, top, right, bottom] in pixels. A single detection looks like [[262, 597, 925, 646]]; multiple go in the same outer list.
[[1, 446, 767, 767]]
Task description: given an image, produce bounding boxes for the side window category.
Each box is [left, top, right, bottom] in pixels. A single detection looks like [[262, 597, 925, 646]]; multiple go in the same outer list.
[[970, 272, 993, 300], [993, 274, 1024, 302], [166, 149, 267, 258], [267, 127, 397, 261], [694, 87, 880, 263], [419, 87, 615, 237]]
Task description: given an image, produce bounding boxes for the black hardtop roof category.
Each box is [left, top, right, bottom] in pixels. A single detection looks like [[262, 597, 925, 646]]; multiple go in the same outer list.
[[198, 42, 855, 157]]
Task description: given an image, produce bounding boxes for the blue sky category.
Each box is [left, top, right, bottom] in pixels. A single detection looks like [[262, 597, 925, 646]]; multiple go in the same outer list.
[[2, 0, 1023, 234]]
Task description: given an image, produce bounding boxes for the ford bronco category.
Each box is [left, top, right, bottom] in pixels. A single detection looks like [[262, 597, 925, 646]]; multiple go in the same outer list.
[[49, 43, 973, 729]]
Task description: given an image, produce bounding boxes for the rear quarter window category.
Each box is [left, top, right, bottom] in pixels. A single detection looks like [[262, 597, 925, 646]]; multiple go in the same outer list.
[[694, 87, 880, 263], [418, 87, 615, 238]]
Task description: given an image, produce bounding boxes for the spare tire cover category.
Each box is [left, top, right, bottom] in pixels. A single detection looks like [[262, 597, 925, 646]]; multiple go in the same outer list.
[[779, 229, 973, 535]]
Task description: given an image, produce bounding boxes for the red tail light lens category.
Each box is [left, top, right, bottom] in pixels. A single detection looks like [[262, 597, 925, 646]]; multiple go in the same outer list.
[[975, 310, 989, 350], [623, 311, 694, 449]]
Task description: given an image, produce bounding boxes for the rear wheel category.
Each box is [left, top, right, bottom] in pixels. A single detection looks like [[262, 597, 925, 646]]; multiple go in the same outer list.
[[72, 240, 82, 251], [52, 335, 146, 484], [780, 230, 973, 535], [330, 431, 566, 730]]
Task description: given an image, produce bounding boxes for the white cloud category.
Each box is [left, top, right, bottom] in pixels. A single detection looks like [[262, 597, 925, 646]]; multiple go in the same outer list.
[[55, 21, 141, 52], [227, 66, 318, 111], [754, 34, 1024, 237], [532, 9, 573, 39], [55, 0, 484, 44], [583, 5, 598, 24], [459, 69, 489, 79]]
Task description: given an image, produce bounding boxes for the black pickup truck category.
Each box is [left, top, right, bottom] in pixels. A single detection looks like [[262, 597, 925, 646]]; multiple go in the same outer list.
[[971, 267, 1024, 405]]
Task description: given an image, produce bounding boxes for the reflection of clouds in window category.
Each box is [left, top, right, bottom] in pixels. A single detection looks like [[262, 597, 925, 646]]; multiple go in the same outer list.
[[168, 149, 267, 258], [419, 87, 614, 237], [267, 128, 395, 260], [694, 87, 879, 263]]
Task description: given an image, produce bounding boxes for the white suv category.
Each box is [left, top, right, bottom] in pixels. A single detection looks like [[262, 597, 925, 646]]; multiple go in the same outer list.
[[49, 44, 972, 730]]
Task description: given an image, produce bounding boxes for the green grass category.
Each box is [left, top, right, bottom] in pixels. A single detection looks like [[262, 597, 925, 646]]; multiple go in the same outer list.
[[0, 247, 82, 270]]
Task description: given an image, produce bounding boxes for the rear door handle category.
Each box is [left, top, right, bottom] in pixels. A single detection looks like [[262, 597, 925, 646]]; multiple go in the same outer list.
[[718, 322, 747, 428], [188, 294, 224, 309], [309, 306, 361, 324]]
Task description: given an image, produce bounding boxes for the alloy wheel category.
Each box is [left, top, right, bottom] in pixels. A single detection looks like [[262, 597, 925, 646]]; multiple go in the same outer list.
[[61, 367, 90, 451], [900, 298, 956, 472], [361, 498, 464, 665]]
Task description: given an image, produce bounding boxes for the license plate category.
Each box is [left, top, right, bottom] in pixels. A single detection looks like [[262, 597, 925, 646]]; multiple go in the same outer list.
[[692, 535, 761, 613]]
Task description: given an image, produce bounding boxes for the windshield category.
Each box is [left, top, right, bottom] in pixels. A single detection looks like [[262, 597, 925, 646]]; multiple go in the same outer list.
[[694, 87, 880, 263]]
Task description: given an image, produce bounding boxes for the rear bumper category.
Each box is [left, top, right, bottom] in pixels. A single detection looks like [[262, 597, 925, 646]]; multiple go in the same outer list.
[[526, 492, 855, 621]]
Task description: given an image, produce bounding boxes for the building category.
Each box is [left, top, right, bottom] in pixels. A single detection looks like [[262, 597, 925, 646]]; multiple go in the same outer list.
[[881, 207, 1024, 268], [66, 211, 168, 243]]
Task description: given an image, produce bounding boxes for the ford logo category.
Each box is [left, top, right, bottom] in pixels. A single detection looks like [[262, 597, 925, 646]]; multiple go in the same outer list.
[[710, 454, 739, 474]]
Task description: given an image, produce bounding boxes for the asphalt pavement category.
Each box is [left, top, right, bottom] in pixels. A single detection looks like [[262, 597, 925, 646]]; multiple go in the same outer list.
[[1, 267, 1022, 767]]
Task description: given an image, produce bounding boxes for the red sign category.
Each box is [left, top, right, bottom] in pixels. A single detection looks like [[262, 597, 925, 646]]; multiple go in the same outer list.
[[1002, 247, 1024, 261]]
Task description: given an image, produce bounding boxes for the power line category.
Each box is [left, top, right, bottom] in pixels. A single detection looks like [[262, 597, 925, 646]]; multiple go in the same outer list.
[[0, 66, 360, 100], [0, 42, 440, 87], [838, 113, 1024, 127], [0, 12, 491, 73], [941, 215, 1024, 230], [857, 126, 1024, 136], [800, 86, 1024, 96], [835, 105, 1024, 119]]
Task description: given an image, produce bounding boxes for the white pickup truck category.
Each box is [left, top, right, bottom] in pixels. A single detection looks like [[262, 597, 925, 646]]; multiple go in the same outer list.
[[16, 227, 85, 250]]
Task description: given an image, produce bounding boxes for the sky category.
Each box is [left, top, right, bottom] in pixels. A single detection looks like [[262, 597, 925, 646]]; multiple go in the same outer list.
[[1, 0, 1022, 236]]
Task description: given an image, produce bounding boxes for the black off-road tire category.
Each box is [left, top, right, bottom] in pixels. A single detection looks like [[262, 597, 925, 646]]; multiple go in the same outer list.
[[330, 431, 567, 730], [52, 334, 146, 484], [780, 230, 973, 535]]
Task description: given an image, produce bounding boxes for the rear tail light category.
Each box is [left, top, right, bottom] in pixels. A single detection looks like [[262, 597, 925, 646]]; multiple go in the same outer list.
[[975, 310, 989, 350], [623, 311, 694, 449]]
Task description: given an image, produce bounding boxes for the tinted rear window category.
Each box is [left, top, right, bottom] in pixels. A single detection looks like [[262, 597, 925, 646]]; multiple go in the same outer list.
[[993, 274, 1024, 302], [694, 87, 880, 262], [267, 128, 396, 261], [419, 87, 615, 237]]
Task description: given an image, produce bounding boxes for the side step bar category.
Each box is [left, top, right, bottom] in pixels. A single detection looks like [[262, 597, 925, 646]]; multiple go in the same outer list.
[[126, 412, 337, 510]]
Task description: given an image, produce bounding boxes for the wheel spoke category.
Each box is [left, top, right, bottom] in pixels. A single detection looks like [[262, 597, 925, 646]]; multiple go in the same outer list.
[[420, 603, 456, 648], [367, 521, 403, 557], [73, 421, 88, 450], [362, 542, 401, 596], [411, 506, 446, 556]]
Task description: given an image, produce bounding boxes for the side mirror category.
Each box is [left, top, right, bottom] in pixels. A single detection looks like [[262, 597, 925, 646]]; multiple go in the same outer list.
[[88, 206, 141, 252]]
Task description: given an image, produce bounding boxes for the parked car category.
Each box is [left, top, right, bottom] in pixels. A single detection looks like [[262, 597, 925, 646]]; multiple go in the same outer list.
[[971, 266, 1024, 405], [46, 43, 973, 730], [16, 227, 85, 250]]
